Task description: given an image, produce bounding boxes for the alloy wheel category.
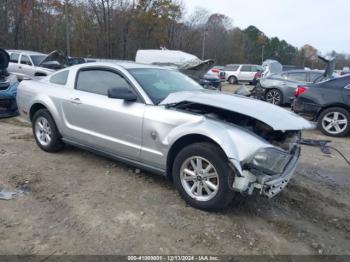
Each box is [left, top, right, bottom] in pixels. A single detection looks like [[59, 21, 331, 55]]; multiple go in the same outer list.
[[180, 156, 219, 202], [266, 90, 281, 105], [322, 112, 348, 135], [35, 116, 52, 146]]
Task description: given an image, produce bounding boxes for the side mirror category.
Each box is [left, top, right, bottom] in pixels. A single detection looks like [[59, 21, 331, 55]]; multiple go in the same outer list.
[[108, 87, 137, 102]]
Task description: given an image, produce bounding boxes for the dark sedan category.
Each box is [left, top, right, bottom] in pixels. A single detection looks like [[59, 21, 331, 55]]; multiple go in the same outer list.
[[293, 75, 350, 137], [252, 70, 326, 106], [199, 74, 222, 90]]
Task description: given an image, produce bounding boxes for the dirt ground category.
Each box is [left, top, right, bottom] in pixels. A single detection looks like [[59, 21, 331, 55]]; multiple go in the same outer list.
[[1, 87, 350, 255]]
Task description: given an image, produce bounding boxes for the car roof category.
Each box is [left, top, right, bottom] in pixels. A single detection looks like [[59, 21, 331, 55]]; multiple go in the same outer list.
[[283, 69, 323, 74], [6, 50, 46, 56], [225, 64, 259, 66], [73, 61, 172, 70]]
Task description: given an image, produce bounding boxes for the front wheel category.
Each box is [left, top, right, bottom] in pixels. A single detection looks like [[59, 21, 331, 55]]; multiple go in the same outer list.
[[318, 107, 350, 137], [32, 109, 64, 152], [172, 142, 236, 211]]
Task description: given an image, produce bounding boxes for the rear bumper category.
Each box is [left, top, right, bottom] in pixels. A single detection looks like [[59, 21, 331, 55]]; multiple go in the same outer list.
[[292, 98, 320, 120], [200, 80, 222, 89]]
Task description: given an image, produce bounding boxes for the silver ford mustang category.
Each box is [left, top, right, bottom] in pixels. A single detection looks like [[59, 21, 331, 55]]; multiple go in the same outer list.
[[16, 62, 313, 211]]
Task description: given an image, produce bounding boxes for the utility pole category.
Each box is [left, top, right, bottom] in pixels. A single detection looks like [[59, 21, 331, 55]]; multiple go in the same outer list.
[[261, 45, 265, 64], [65, 0, 70, 56], [201, 27, 209, 60]]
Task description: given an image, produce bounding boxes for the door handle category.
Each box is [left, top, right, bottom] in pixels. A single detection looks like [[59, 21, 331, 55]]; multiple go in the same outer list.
[[19, 66, 22, 69], [70, 98, 82, 104]]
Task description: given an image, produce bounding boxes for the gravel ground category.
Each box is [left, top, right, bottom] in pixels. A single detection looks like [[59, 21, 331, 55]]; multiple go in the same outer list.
[[0, 93, 350, 255]]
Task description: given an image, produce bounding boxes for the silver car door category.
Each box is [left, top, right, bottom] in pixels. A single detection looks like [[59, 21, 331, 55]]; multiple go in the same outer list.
[[61, 68, 145, 160]]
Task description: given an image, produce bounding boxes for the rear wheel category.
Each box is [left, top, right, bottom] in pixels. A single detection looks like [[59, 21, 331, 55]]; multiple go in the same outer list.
[[228, 76, 238, 85], [318, 107, 350, 137], [32, 109, 64, 152], [265, 88, 283, 106], [172, 142, 236, 211]]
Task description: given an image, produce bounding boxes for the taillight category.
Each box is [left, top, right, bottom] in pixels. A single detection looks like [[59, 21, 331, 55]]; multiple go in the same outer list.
[[295, 86, 307, 97], [211, 69, 220, 73]]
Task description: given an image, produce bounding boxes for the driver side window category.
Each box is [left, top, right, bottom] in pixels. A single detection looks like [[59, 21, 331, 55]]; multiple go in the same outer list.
[[76, 69, 131, 96]]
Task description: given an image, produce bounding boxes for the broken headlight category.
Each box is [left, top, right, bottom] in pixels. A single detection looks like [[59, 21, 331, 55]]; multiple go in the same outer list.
[[249, 148, 291, 175]]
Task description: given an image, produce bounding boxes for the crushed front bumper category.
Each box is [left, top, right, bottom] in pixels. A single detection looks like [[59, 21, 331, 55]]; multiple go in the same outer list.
[[259, 146, 300, 198], [232, 145, 300, 198]]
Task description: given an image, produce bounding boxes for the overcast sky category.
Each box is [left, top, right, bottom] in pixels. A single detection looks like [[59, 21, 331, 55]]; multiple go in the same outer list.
[[185, 0, 349, 54]]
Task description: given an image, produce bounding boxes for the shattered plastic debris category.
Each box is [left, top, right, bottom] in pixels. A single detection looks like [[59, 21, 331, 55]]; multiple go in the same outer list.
[[234, 85, 251, 97], [0, 186, 17, 200]]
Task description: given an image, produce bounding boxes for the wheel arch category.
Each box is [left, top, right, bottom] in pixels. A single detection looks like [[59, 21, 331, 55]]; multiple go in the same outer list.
[[29, 103, 47, 121], [316, 104, 350, 120], [165, 134, 227, 180], [28, 99, 63, 135]]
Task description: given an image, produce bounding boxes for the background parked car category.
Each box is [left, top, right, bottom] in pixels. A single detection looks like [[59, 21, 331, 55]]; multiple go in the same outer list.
[[199, 74, 222, 90], [293, 75, 350, 137], [0, 48, 19, 118], [207, 66, 226, 81], [252, 70, 326, 106], [7, 50, 54, 78], [7, 49, 87, 79], [224, 64, 261, 84]]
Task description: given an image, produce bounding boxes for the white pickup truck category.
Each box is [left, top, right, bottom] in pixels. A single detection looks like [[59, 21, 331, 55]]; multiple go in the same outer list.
[[7, 50, 54, 78]]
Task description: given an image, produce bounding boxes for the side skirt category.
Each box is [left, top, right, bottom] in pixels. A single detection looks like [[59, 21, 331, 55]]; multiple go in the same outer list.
[[62, 138, 166, 177]]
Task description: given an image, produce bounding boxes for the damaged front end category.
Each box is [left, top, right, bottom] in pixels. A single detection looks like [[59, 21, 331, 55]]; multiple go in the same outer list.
[[169, 99, 304, 198], [234, 134, 300, 198]]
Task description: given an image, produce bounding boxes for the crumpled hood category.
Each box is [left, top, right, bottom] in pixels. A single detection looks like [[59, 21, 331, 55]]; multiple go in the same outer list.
[[160, 90, 314, 131]]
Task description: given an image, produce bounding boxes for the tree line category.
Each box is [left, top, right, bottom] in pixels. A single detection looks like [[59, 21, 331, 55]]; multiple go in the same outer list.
[[0, 0, 349, 69]]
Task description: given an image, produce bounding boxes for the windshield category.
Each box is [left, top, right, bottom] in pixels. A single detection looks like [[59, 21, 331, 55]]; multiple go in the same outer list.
[[128, 68, 203, 104], [30, 55, 47, 66]]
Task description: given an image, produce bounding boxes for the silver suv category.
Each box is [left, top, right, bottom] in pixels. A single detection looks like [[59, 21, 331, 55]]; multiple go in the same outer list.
[[224, 64, 262, 84], [7, 50, 53, 78]]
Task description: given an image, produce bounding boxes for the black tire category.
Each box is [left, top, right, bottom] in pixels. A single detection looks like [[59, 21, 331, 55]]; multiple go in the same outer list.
[[317, 107, 350, 137], [172, 142, 236, 211], [265, 88, 283, 106], [32, 109, 64, 152], [228, 76, 238, 85]]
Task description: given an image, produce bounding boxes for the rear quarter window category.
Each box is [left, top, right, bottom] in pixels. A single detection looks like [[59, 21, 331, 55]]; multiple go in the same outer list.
[[288, 72, 306, 82], [50, 70, 69, 85]]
